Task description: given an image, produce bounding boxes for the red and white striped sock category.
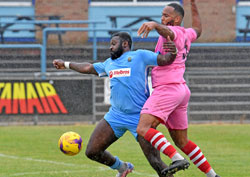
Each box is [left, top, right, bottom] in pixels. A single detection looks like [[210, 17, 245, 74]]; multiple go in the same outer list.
[[144, 128, 177, 159], [181, 140, 212, 174]]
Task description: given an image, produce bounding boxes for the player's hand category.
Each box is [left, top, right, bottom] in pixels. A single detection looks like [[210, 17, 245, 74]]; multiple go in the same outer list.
[[137, 21, 157, 38], [163, 36, 177, 54], [53, 59, 66, 69]]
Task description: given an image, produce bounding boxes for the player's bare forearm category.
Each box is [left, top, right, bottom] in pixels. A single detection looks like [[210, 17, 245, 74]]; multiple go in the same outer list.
[[137, 22, 174, 40], [191, 0, 202, 38], [155, 24, 175, 40], [69, 62, 98, 75], [137, 21, 157, 38], [157, 53, 176, 66], [53, 59, 98, 75]]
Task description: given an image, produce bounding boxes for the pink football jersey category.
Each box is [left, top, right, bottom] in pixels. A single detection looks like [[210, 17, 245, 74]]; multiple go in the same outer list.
[[152, 26, 197, 87]]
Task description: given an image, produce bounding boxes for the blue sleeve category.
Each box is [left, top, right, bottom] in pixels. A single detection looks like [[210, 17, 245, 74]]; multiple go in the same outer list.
[[139, 50, 158, 66], [93, 61, 108, 77]]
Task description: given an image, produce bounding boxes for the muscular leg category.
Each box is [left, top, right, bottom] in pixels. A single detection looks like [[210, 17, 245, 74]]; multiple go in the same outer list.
[[168, 129, 188, 149], [85, 119, 118, 166], [136, 114, 168, 176], [169, 129, 219, 177], [136, 113, 161, 137], [136, 114, 179, 160], [137, 114, 189, 176], [138, 135, 174, 177]]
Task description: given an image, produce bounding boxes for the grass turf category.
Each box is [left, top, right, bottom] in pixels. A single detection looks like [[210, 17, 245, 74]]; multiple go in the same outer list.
[[0, 124, 249, 177]]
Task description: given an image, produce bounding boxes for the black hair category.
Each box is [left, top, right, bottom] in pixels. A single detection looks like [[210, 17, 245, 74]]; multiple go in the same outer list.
[[168, 3, 185, 18], [111, 32, 132, 49]]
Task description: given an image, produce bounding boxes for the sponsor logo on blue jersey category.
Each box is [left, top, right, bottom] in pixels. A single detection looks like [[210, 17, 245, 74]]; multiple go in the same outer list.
[[109, 68, 131, 79]]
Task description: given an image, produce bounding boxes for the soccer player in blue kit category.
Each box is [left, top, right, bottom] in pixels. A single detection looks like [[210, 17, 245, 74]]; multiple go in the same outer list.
[[53, 32, 177, 177]]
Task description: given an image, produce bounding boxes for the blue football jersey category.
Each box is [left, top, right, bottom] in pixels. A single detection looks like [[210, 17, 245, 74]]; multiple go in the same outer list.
[[93, 49, 158, 114]]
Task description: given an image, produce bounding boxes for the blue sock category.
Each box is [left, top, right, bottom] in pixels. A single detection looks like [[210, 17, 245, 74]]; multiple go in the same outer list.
[[110, 156, 123, 170]]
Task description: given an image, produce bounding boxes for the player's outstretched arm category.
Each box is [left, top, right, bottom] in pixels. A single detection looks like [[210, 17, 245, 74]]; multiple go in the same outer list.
[[191, 0, 202, 38], [137, 21, 156, 38], [154, 23, 175, 40], [137, 22, 174, 40], [53, 59, 98, 75]]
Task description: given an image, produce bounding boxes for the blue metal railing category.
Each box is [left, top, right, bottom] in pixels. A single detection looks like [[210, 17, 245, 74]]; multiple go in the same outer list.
[[192, 42, 250, 47], [0, 44, 45, 77], [0, 20, 107, 79], [0, 20, 106, 43], [1, 19, 250, 80], [0, 20, 106, 25], [42, 27, 133, 79], [0, 26, 133, 80]]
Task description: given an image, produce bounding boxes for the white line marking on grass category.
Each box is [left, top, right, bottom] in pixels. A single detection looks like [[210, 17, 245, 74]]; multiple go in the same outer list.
[[0, 153, 157, 177], [0, 153, 85, 167], [8, 170, 89, 176], [6, 170, 157, 177], [133, 171, 158, 177]]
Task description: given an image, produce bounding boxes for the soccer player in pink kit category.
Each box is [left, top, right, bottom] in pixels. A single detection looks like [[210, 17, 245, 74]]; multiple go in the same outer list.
[[137, 1, 220, 177]]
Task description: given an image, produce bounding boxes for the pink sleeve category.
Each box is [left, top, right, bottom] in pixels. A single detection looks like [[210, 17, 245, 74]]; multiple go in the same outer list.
[[155, 36, 167, 54], [166, 26, 186, 50], [167, 26, 197, 42], [185, 28, 197, 42], [154, 26, 197, 55], [167, 26, 178, 41]]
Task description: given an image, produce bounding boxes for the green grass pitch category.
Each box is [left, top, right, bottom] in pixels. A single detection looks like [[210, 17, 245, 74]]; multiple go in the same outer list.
[[0, 124, 249, 177]]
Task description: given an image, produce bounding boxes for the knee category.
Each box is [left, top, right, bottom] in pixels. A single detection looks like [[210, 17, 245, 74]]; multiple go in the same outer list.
[[173, 138, 189, 149], [173, 141, 182, 149], [85, 146, 100, 160], [136, 125, 145, 137], [169, 130, 189, 149], [137, 123, 151, 137], [136, 115, 154, 137]]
